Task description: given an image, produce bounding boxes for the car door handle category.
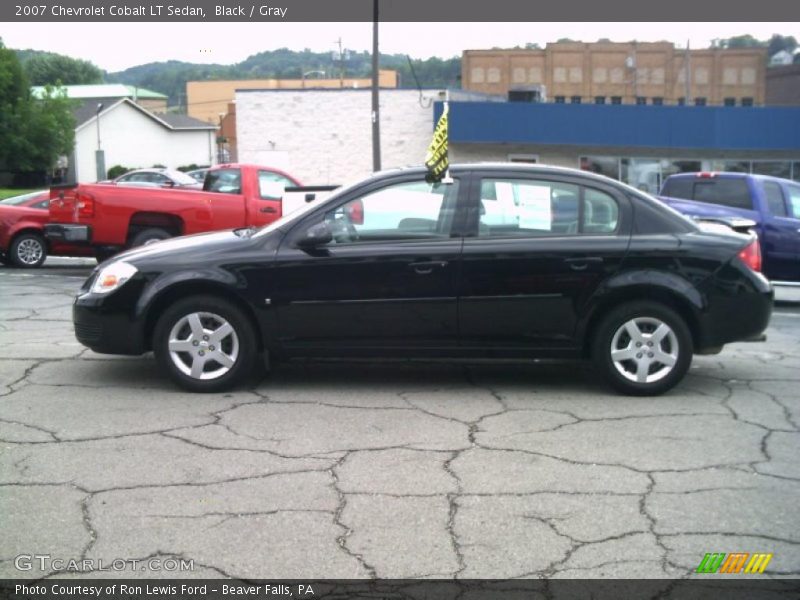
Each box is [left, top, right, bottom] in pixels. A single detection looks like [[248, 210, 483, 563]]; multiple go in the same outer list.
[[409, 260, 448, 274], [260, 206, 278, 213], [564, 256, 604, 271]]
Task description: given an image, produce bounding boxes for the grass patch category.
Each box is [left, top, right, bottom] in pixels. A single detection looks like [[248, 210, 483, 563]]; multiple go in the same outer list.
[[0, 188, 40, 201]]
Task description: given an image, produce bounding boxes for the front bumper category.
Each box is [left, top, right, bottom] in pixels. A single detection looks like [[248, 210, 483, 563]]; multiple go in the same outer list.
[[45, 223, 91, 243], [73, 277, 148, 355]]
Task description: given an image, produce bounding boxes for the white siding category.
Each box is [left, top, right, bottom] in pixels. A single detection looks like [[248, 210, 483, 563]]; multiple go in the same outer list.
[[235, 89, 440, 185], [74, 104, 215, 183]]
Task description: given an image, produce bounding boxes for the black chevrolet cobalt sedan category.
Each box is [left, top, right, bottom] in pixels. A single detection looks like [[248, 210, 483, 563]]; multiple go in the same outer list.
[[73, 164, 772, 395]]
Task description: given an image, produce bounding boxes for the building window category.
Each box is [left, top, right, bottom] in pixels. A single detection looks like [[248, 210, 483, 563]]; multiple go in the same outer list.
[[638, 68, 650, 84], [677, 97, 686, 106], [723, 67, 738, 85], [652, 97, 664, 106], [651, 68, 665, 85], [694, 97, 707, 106], [610, 68, 624, 84], [512, 67, 527, 84], [741, 97, 754, 107], [594, 96, 606, 104], [570, 96, 582, 104], [741, 67, 756, 85], [553, 67, 567, 83], [528, 67, 543, 84], [636, 96, 647, 105], [724, 97, 736, 107], [611, 96, 622, 105], [470, 67, 485, 84], [569, 67, 583, 83], [695, 67, 709, 85], [593, 68, 607, 83], [554, 95, 565, 104], [487, 68, 501, 83]]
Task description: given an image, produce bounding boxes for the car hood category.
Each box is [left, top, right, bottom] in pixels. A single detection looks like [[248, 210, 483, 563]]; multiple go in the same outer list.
[[108, 229, 260, 266]]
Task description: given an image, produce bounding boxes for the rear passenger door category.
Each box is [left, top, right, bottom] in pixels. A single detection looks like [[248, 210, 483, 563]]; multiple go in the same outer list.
[[458, 172, 631, 352], [761, 180, 800, 281]]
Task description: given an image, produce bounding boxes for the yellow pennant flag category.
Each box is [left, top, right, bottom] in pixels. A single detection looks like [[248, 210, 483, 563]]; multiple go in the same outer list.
[[425, 103, 449, 181]]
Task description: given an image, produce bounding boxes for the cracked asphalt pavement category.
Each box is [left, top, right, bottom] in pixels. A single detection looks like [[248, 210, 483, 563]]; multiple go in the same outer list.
[[2, 258, 799, 580]]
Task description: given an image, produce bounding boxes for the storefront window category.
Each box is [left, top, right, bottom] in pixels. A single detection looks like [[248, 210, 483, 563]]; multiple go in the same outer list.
[[752, 162, 791, 180], [709, 160, 750, 173], [623, 159, 661, 194], [580, 156, 619, 180], [661, 160, 702, 179]]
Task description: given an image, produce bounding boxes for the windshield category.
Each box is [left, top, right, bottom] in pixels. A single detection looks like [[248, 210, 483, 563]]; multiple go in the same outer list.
[[0, 190, 47, 205], [165, 170, 200, 185]]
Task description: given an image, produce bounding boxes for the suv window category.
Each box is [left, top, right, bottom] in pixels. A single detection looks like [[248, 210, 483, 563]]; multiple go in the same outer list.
[[692, 179, 753, 210], [325, 179, 459, 244], [477, 179, 618, 237], [660, 177, 693, 200], [787, 184, 800, 219], [204, 168, 242, 194], [763, 182, 788, 217]]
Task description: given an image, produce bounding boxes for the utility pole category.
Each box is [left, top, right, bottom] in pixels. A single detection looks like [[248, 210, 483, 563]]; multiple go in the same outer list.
[[371, 0, 381, 171], [335, 37, 345, 88]]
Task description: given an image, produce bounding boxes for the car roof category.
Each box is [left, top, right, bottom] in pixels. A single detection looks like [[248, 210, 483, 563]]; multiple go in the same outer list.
[[368, 163, 619, 185]]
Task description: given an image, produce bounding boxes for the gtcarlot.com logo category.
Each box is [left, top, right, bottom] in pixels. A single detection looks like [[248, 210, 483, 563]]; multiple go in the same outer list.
[[14, 554, 194, 572], [696, 552, 773, 574]]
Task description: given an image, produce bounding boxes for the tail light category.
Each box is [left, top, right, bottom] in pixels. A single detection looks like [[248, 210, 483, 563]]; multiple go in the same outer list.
[[347, 199, 364, 225], [738, 238, 762, 272], [77, 192, 95, 218]]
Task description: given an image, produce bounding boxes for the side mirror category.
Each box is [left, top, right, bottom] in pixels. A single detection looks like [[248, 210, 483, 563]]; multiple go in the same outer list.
[[297, 221, 333, 248]]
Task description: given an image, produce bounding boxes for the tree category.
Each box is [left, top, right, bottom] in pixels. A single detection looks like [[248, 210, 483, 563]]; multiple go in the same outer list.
[[767, 34, 798, 57], [0, 40, 76, 175], [21, 51, 103, 86], [715, 35, 764, 49]]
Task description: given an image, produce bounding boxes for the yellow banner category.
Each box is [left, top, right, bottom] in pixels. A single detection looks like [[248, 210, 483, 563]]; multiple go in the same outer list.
[[425, 104, 449, 180]]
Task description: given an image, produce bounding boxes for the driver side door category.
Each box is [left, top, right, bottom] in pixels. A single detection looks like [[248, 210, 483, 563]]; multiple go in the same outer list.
[[270, 174, 465, 355]]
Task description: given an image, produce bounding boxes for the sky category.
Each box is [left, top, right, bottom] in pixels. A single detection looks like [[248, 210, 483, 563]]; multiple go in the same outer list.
[[1, 22, 798, 72]]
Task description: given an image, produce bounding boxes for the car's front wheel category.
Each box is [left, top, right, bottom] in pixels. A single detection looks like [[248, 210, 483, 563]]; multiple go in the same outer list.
[[592, 301, 693, 396], [9, 232, 47, 268], [153, 295, 257, 392]]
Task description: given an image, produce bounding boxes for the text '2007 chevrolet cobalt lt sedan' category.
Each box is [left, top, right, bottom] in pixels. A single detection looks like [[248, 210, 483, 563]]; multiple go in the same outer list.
[[72, 164, 772, 395]]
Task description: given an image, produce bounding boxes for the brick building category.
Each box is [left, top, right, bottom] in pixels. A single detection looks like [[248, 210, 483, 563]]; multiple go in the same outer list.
[[462, 42, 767, 107]]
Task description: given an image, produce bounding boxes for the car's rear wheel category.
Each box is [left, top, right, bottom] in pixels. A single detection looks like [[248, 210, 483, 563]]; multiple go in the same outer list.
[[130, 227, 171, 248], [153, 295, 257, 392], [9, 232, 47, 268], [592, 301, 693, 396]]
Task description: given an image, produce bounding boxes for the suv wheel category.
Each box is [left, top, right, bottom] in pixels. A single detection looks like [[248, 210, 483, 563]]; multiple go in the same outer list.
[[10, 232, 47, 268], [153, 295, 257, 392], [592, 301, 693, 396]]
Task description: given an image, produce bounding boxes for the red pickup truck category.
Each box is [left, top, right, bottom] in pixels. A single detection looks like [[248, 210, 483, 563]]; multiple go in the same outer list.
[[45, 164, 331, 261]]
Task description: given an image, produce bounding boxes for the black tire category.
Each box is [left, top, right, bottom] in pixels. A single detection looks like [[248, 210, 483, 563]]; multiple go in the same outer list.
[[153, 295, 257, 393], [130, 227, 171, 248], [9, 232, 47, 268], [591, 301, 693, 396]]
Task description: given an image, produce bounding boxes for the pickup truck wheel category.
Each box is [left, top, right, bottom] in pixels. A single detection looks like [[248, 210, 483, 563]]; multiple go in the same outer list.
[[153, 295, 257, 393], [9, 232, 47, 268], [592, 301, 693, 396], [130, 228, 171, 248]]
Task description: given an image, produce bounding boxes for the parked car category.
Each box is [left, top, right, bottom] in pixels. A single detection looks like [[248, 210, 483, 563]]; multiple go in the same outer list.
[[45, 164, 323, 262], [0, 190, 93, 267], [71, 164, 772, 396], [111, 168, 202, 189], [185, 168, 208, 184], [658, 172, 800, 283]]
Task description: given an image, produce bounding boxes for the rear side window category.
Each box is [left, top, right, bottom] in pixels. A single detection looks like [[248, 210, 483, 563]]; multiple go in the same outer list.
[[204, 168, 242, 194], [692, 179, 753, 210], [787, 184, 800, 219], [660, 177, 693, 200], [763, 182, 788, 217]]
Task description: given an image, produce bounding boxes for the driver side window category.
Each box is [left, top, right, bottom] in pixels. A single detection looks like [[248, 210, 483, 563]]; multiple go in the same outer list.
[[325, 179, 460, 244]]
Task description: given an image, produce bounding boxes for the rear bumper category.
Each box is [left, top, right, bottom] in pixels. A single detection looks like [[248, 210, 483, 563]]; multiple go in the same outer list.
[[45, 223, 91, 243]]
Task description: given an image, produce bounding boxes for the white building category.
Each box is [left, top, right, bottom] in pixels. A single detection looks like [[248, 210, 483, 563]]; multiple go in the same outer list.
[[71, 98, 217, 183], [235, 89, 444, 185]]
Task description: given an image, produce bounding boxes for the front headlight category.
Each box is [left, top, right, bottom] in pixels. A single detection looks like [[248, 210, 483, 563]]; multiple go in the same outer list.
[[91, 262, 138, 294]]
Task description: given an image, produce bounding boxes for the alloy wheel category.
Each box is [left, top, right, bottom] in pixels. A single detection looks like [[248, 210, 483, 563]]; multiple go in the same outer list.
[[609, 317, 679, 384], [167, 311, 240, 380], [16, 238, 44, 266]]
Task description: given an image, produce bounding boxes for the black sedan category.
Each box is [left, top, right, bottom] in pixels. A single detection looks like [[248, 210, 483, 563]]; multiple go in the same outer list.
[[72, 164, 772, 395]]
